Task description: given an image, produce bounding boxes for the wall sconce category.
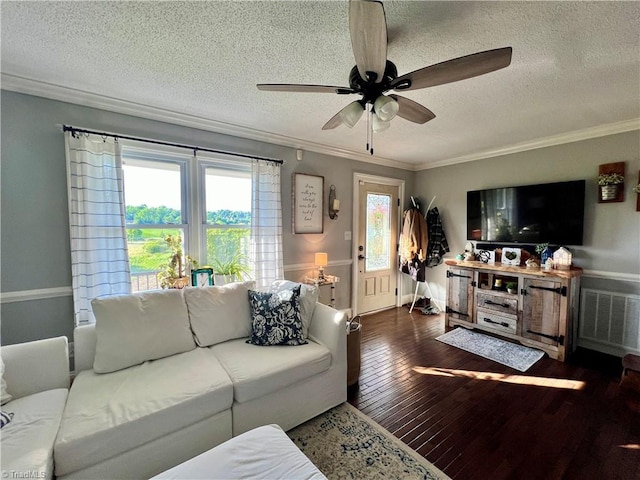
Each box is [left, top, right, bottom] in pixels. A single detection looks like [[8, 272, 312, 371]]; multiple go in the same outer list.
[[315, 252, 328, 280], [553, 247, 572, 270], [329, 185, 340, 220]]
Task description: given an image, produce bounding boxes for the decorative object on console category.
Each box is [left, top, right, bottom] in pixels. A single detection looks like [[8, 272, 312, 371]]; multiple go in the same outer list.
[[506, 281, 518, 294], [477, 249, 495, 264], [553, 247, 572, 270], [501, 247, 521, 266], [315, 252, 328, 280], [525, 258, 539, 269], [328, 185, 340, 219], [535, 242, 550, 263], [598, 162, 625, 203]]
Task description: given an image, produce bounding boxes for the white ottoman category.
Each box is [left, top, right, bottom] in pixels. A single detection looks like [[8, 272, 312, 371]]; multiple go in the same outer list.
[[152, 424, 326, 479]]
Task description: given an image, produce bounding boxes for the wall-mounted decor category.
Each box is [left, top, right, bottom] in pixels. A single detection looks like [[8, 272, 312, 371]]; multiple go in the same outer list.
[[328, 184, 340, 220], [501, 247, 521, 266], [597, 162, 625, 203], [634, 170, 640, 212], [292, 173, 324, 234]]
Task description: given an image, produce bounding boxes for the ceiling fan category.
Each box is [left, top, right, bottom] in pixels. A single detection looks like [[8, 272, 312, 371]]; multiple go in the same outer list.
[[257, 0, 512, 155]]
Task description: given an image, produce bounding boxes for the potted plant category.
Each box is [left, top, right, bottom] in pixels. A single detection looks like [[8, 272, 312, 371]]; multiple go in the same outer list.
[[505, 281, 518, 294], [212, 252, 250, 285], [157, 234, 197, 289], [535, 242, 551, 264], [598, 172, 624, 201]]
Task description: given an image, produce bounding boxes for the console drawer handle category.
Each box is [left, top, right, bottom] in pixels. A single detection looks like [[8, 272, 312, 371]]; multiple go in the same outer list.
[[484, 317, 509, 328], [484, 299, 511, 308]]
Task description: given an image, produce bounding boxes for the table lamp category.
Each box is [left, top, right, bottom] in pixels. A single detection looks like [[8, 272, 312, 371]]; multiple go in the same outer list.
[[315, 252, 328, 280]]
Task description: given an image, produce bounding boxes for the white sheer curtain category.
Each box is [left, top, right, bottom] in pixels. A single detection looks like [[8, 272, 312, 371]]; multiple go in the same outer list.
[[250, 159, 284, 288], [65, 132, 131, 325]]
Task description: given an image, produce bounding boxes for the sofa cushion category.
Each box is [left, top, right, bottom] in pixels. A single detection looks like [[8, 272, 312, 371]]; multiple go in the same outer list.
[[92, 289, 196, 373], [1, 388, 68, 480], [247, 286, 307, 346], [54, 348, 233, 477], [211, 338, 331, 403], [271, 280, 318, 338], [1, 357, 11, 405], [184, 281, 255, 347]]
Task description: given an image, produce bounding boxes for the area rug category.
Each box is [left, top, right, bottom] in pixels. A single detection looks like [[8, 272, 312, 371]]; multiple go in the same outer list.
[[287, 403, 450, 480], [436, 327, 544, 372]]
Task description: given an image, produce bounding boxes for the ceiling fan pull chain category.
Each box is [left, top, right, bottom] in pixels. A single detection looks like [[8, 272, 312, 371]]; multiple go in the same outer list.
[[365, 103, 370, 152]]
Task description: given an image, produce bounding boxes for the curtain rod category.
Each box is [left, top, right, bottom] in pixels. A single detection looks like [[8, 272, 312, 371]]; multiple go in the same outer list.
[[62, 125, 284, 164]]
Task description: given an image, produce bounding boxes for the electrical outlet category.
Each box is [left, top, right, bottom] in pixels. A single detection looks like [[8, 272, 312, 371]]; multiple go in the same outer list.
[[68, 341, 75, 359]]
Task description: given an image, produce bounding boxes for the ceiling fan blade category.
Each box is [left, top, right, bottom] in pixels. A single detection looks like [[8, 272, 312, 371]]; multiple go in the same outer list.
[[322, 111, 345, 130], [391, 47, 513, 91], [349, 0, 387, 83], [257, 84, 354, 94], [390, 95, 435, 124]]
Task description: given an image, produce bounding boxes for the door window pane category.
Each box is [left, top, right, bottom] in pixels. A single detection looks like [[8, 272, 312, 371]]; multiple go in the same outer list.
[[366, 193, 391, 272]]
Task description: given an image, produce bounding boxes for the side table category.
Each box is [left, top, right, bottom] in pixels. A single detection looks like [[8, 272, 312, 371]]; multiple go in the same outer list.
[[304, 275, 340, 308]]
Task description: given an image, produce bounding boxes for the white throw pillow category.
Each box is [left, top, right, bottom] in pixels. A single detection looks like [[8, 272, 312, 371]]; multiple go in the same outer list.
[[92, 289, 196, 373], [0, 357, 11, 405], [270, 280, 318, 338], [184, 281, 256, 347]]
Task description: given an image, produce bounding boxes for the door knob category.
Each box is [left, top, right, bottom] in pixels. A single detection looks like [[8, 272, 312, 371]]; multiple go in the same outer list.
[[358, 254, 366, 260]]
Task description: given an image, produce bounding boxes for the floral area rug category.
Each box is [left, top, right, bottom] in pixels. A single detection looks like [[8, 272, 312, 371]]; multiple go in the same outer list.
[[287, 403, 450, 480], [436, 327, 545, 372]]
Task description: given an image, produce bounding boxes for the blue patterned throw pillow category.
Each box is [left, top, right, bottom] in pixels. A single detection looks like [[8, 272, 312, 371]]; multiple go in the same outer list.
[[247, 285, 307, 346], [1, 410, 13, 429]]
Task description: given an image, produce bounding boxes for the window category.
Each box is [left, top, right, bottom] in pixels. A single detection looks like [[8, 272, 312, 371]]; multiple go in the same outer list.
[[122, 146, 252, 292], [203, 164, 251, 275]]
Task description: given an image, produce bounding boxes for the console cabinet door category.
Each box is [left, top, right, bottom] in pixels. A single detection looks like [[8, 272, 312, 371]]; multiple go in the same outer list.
[[446, 268, 474, 322], [522, 278, 563, 346]]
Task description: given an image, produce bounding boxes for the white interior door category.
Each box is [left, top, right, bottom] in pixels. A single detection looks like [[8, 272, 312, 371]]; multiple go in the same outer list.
[[356, 181, 399, 314]]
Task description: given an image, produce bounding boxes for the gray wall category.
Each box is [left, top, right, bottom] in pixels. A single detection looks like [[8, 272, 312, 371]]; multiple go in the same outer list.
[[0, 90, 415, 345], [413, 131, 640, 305]]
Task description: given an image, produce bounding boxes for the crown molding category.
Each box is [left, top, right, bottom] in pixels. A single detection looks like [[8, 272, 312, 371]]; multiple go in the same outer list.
[[416, 118, 640, 170], [3, 73, 637, 173], [1, 73, 414, 171]]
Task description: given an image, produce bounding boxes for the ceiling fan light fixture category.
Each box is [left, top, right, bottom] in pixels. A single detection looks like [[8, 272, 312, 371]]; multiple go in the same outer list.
[[373, 95, 399, 122], [372, 115, 391, 133], [339, 101, 365, 128]]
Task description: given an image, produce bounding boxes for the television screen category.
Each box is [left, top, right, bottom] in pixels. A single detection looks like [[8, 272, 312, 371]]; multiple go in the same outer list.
[[467, 180, 586, 246]]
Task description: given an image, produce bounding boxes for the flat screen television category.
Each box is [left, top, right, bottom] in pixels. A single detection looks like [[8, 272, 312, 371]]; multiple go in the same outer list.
[[467, 180, 586, 246]]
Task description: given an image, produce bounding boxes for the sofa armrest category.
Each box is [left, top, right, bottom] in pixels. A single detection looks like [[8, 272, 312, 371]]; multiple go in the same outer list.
[[2, 336, 70, 399], [74, 324, 97, 373], [308, 303, 347, 369]]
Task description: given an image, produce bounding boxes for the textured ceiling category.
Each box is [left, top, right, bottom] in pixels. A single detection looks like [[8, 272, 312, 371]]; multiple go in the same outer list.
[[2, 1, 639, 170]]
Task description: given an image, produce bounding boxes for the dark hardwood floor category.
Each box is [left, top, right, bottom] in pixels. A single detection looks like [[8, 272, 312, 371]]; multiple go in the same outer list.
[[348, 307, 640, 480]]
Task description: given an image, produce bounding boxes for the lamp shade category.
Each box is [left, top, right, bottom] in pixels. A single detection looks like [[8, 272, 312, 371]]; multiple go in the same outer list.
[[373, 95, 399, 122], [339, 101, 365, 128], [372, 115, 391, 133], [315, 252, 328, 267]]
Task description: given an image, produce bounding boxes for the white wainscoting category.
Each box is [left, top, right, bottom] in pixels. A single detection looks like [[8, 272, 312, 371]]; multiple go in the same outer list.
[[578, 288, 640, 357]]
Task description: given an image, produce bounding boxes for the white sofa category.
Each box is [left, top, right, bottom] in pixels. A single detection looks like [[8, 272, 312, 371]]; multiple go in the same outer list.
[[1, 336, 70, 480], [54, 281, 347, 480]]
